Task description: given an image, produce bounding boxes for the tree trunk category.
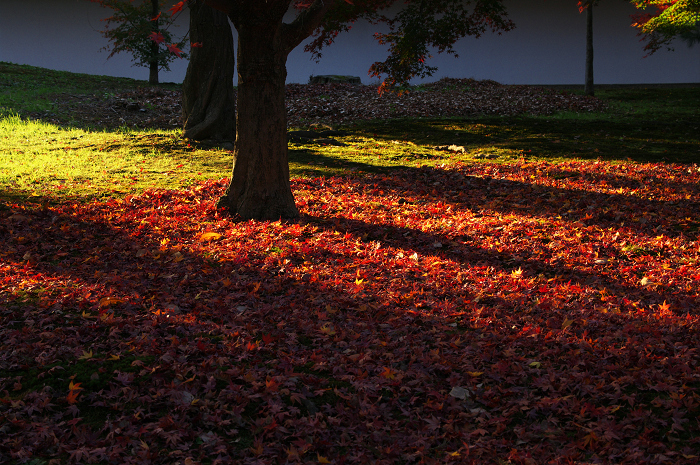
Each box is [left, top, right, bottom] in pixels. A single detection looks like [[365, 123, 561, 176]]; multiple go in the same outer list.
[[216, 14, 299, 219], [206, 0, 337, 220], [149, 0, 159, 85], [584, 2, 594, 96], [149, 60, 159, 85], [182, 1, 236, 141]]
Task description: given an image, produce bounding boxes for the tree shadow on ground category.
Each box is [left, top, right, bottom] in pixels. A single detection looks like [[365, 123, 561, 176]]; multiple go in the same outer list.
[[354, 109, 700, 164], [317, 163, 700, 241], [1, 163, 700, 463]]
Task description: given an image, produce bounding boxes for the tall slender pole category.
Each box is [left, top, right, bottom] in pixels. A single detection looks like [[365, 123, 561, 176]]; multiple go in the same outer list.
[[584, 2, 594, 96]]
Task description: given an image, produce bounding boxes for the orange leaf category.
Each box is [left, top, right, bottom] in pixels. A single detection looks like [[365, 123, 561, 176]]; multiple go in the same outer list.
[[66, 389, 80, 404], [99, 297, 123, 308], [319, 323, 336, 336], [168, 1, 185, 15], [199, 232, 222, 242], [68, 381, 83, 391]]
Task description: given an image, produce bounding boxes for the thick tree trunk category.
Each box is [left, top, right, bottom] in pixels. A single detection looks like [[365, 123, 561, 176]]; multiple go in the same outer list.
[[216, 16, 299, 219], [182, 1, 236, 141], [584, 3, 594, 96], [205, 0, 336, 220], [149, 0, 159, 85]]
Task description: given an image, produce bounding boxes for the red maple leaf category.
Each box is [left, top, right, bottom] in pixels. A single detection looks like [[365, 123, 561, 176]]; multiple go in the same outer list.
[[148, 32, 165, 45], [166, 43, 183, 58]]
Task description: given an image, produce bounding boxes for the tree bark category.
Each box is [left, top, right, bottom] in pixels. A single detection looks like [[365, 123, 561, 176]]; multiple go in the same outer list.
[[149, 61, 159, 85], [149, 0, 159, 85], [216, 6, 299, 219], [182, 1, 236, 141], [584, 2, 594, 96], [205, 0, 338, 219]]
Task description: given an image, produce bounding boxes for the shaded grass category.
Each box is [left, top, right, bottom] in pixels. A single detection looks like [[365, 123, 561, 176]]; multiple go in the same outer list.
[[0, 62, 153, 118], [288, 86, 700, 176]]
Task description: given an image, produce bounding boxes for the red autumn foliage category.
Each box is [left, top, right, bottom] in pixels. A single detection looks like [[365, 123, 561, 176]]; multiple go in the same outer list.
[[148, 31, 166, 45], [166, 43, 183, 58], [168, 1, 186, 15], [1, 161, 700, 463]]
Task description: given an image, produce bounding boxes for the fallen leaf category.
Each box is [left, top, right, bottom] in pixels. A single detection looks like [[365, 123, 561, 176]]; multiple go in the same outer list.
[[99, 297, 123, 308], [66, 389, 80, 405], [449, 386, 470, 400], [199, 232, 222, 242]]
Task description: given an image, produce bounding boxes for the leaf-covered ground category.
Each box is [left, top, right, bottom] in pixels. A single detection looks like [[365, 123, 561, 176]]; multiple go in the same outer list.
[[2, 160, 700, 464], [26, 78, 606, 131]]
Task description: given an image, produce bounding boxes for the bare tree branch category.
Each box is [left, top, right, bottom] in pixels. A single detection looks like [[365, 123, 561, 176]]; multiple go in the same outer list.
[[282, 0, 340, 53]]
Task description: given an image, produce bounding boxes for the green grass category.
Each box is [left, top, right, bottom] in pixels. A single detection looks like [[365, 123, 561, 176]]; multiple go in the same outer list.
[[0, 62, 149, 117], [287, 85, 700, 176], [1, 61, 699, 205], [0, 115, 230, 203]]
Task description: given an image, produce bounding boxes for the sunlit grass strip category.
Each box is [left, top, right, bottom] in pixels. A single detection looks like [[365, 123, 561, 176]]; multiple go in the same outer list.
[[0, 115, 231, 201]]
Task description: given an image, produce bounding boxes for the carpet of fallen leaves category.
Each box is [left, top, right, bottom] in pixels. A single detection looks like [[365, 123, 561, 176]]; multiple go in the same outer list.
[[40, 78, 605, 130], [2, 160, 700, 464], [285, 79, 606, 127]]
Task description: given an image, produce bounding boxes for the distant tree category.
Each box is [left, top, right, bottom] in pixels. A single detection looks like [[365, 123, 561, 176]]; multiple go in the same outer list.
[[90, 0, 189, 84], [181, 0, 236, 141], [631, 0, 700, 53]]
